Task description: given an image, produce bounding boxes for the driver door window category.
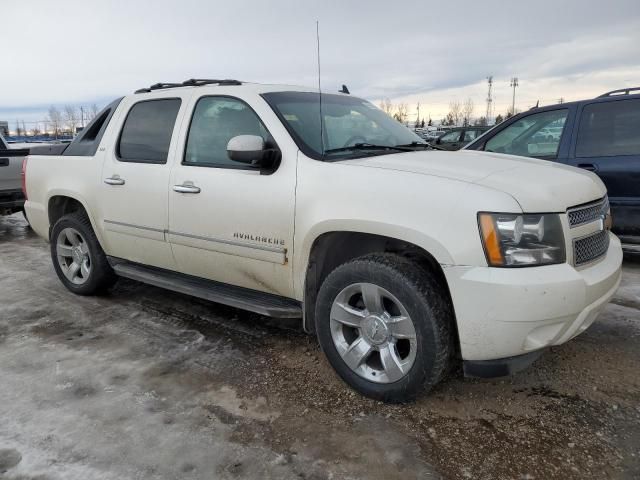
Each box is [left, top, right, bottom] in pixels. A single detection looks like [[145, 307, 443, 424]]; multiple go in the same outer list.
[[184, 97, 270, 168], [484, 109, 568, 159]]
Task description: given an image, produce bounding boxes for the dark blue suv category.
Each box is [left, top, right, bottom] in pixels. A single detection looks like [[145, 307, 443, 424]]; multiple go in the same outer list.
[[465, 87, 640, 244]]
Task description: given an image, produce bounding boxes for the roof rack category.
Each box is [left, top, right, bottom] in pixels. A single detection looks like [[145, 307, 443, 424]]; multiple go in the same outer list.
[[597, 87, 640, 98], [134, 78, 242, 94]]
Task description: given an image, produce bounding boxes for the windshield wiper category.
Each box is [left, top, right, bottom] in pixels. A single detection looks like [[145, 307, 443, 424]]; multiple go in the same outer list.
[[395, 141, 445, 151], [324, 143, 414, 155]]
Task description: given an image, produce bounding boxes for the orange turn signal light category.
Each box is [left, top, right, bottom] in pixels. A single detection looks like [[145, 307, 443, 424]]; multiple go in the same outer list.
[[479, 213, 504, 266]]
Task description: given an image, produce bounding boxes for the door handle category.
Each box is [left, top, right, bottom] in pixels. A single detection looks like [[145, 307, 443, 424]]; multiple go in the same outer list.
[[104, 176, 125, 186], [0, 158, 8, 167], [173, 183, 201, 194], [577, 163, 597, 172]]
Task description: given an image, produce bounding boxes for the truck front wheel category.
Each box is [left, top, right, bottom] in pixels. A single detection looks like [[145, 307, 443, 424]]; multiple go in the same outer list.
[[50, 212, 116, 295], [315, 253, 452, 402]]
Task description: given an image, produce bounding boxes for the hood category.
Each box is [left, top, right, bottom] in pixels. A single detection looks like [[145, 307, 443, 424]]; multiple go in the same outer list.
[[342, 150, 606, 212]]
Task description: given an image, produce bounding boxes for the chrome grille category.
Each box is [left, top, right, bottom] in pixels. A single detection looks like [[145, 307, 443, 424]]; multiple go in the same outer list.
[[573, 230, 610, 266], [567, 197, 609, 228]]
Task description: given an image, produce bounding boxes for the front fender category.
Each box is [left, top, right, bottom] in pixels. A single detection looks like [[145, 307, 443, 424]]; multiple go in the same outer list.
[[293, 220, 455, 299]]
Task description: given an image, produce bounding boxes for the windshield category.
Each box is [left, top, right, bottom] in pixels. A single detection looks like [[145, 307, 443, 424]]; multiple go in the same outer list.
[[262, 91, 425, 160]]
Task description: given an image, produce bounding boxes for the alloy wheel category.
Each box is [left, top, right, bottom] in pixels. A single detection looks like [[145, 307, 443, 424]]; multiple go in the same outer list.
[[56, 227, 92, 285], [329, 282, 418, 383]]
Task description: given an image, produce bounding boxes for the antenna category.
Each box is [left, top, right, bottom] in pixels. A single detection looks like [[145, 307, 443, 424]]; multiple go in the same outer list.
[[316, 21, 325, 159]]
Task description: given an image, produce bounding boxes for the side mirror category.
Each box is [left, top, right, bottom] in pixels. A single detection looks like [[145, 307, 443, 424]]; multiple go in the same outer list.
[[435, 138, 441, 145], [227, 135, 266, 164]]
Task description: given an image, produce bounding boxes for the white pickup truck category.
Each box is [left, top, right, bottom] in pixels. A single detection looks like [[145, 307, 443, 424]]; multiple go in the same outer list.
[[24, 79, 623, 402]]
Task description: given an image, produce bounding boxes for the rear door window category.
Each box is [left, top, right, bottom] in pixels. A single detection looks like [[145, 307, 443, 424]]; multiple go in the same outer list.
[[117, 99, 182, 164], [484, 109, 568, 159], [576, 98, 640, 158]]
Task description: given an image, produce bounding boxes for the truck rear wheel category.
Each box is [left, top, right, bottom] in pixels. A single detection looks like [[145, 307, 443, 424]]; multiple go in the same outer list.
[[315, 253, 452, 402], [50, 212, 116, 295]]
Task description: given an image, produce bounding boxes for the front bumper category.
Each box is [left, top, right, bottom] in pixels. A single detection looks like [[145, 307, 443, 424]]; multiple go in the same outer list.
[[444, 233, 623, 362]]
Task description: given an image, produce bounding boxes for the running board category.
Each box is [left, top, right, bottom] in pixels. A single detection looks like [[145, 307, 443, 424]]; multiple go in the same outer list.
[[110, 260, 302, 318]]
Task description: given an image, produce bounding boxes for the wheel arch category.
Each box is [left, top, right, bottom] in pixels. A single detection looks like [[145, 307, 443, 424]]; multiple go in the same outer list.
[[302, 230, 459, 357], [47, 193, 104, 247]]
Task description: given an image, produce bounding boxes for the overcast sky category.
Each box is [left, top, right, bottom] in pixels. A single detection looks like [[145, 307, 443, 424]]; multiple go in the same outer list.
[[1, 0, 639, 129]]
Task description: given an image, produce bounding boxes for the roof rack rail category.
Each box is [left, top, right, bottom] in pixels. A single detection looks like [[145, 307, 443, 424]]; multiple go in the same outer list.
[[182, 78, 242, 87], [597, 87, 640, 98], [134, 83, 183, 94], [134, 78, 242, 94]]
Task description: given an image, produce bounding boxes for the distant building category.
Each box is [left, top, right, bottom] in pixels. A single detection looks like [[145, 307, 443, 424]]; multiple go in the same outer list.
[[0, 121, 8, 136]]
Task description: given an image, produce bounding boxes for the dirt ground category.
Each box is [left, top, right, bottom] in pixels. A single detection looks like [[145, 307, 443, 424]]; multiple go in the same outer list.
[[0, 213, 638, 480]]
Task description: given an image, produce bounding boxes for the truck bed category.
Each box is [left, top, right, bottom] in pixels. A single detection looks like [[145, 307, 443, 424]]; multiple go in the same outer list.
[[0, 148, 29, 214]]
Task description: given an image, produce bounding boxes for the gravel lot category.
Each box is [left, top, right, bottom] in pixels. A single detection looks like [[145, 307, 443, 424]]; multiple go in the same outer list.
[[1, 213, 638, 480]]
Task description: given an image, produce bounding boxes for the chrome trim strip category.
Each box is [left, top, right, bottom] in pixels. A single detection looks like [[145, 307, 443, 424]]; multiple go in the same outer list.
[[103, 220, 287, 256], [104, 219, 165, 234], [166, 230, 286, 254]]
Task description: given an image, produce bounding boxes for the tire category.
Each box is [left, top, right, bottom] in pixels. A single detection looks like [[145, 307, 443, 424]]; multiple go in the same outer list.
[[315, 253, 452, 403], [50, 211, 117, 295]]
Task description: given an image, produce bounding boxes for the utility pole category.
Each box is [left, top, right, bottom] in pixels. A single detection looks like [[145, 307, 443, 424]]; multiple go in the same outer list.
[[416, 102, 420, 128], [557, 97, 564, 104], [80, 106, 85, 128], [510, 77, 519, 115], [486, 76, 493, 123]]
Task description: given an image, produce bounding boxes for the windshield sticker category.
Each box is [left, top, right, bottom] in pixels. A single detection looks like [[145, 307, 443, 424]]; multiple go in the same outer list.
[[284, 114, 299, 121]]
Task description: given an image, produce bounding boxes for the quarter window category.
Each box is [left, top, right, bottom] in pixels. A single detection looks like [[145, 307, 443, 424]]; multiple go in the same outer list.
[[439, 131, 461, 142], [463, 130, 479, 142], [576, 99, 640, 158], [484, 109, 567, 159], [118, 99, 181, 164], [184, 97, 269, 168]]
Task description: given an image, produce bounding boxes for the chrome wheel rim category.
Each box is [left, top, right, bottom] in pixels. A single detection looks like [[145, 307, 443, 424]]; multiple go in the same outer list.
[[330, 282, 417, 384], [56, 228, 91, 285]]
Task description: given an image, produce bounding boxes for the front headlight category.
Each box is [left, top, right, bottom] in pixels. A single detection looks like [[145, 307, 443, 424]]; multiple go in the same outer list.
[[478, 212, 565, 267]]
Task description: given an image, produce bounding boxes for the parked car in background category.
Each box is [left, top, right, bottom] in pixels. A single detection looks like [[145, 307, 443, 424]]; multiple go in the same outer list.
[[431, 126, 490, 150], [0, 132, 29, 217], [422, 129, 446, 141], [465, 87, 640, 244]]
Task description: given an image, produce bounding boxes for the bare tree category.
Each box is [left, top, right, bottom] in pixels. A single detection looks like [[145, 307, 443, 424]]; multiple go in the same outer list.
[[393, 103, 409, 124], [504, 107, 520, 119], [448, 100, 462, 126], [48, 106, 63, 139], [64, 105, 79, 135], [379, 98, 394, 116], [89, 103, 100, 121], [462, 98, 475, 126], [31, 125, 41, 136]]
